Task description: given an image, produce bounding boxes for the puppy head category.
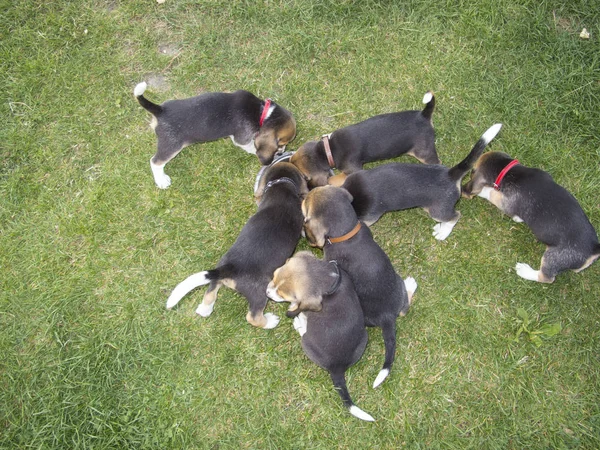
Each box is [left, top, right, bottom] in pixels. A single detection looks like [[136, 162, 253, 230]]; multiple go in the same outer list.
[[255, 105, 297, 165], [463, 151, 513, 196], [254, 161, 309, 205], [302, 185, 356, 248], [290, 141, 331, 189], [266, 251, 341, 314]]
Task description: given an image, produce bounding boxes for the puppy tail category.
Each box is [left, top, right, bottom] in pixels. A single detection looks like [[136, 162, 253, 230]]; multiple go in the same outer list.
[[134, 81, 163, 116], [421, 91, 435, 121], [448, 123, 502, 182], [373, 320, 396, 388], [166, 270, 216, 309], [330, 372, 375, 422]]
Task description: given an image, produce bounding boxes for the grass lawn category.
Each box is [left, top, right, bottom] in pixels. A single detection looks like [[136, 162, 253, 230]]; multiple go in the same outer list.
[[1, 0, 599, 448]]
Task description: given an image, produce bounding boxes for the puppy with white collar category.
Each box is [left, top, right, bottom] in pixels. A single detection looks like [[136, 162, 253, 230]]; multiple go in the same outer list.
[[165, 162, 307, 328], [342, 123, 502, 240], [266, 251, 374, 421], [290, 92, 439, 188], [302, 186, 418, 387], [462, 151, 600, 283], [134, 82, 297, 188]]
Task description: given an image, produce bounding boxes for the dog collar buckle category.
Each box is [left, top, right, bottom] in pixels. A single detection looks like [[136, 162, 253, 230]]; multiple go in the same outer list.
[[324, 260, 342, 295], [321, 134, 335, 169], [493, 159, 519, 190]]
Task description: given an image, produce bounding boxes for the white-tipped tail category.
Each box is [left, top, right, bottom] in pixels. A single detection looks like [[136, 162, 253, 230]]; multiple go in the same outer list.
[[422, 91, 433, 104], [404, 276, 417, 297], [349, 405, 375, 422], [134, 81, 147, 97], [166, 271, 210, 309], [373, 368, 390, 388], [481, 123, 502, 145]]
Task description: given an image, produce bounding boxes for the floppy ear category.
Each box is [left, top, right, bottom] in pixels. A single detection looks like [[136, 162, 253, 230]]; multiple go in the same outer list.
[[255, 130, 278, 165]]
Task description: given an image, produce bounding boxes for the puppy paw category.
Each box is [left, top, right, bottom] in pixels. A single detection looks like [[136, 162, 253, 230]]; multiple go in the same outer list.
[[293, 313, 307, 336], [512, 215, 524, 223], [432, 221, 456, 241], [515, 262, 540, 282], [196, 302, 215, 317], [263, 313, 280, 329], [155, 174, 172, 189]]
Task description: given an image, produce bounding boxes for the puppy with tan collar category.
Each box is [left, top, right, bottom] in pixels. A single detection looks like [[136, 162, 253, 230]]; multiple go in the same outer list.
[[302, 186, 418, 387], [342, 123, 502, 240], [462, 152, 600, 283], [290, 92, 439, 188], [266, 251, 374, 421], [165, 161, 308, 328], [134, 82, 297, 188]]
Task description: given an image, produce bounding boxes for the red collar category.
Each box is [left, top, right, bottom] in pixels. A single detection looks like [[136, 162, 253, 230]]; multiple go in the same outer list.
[[259, 99, 272, 127], [322, 134, 335, 168], [494, 159, 519, 190]]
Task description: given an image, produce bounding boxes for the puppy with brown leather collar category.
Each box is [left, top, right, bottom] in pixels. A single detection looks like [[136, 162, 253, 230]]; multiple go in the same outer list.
[[342, 123, 502, 240], [462, 152, 600, 283], [165, 161, 308, 328], [290, 91, 439, 189], [266, 251, 374, 421], [302, 186, 418, 387], [134, 82, 297, 188]]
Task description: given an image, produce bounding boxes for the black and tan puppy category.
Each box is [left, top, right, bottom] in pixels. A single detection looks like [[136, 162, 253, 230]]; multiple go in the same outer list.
[[290, 92, 439, 188], [266, 251, 374, 421], [462, 152, 600, 283], [165, 162, 307, 328], [342, 124, 502, 240], [302, 186, 418, 387], [134, 82, 297, 188]]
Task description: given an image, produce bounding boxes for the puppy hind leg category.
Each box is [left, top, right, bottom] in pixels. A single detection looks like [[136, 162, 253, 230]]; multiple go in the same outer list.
[[196, 280, 222, 317], [330, 371, 375, 422], [245, 289, 280, 329], [151, 137, 185, 189], [373, 321, 396, 388]]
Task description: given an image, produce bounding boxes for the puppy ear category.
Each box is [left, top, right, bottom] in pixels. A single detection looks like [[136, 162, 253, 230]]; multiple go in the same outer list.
[[255, 130, 278, 165]]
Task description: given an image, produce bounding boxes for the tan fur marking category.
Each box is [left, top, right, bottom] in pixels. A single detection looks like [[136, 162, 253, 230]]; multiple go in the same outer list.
[[246, 311, 268, 328], [328, 173, 348, 187], [574, 254, 600, 273]]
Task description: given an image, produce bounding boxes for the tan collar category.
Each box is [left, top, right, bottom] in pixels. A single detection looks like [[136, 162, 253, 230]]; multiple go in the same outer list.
[[322, 134, 335, 169], [327, 222, 361, 245]]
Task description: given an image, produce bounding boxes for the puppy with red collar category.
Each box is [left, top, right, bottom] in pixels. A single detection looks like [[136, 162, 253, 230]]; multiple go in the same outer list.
[[165, 161, 307, 328], [290, 92, 439, 188], [342, 123, 502, 240], [266, 251, 374, 421], [462, 152, 600, 283], [302, 186, 418, 387], [134, 82, 297, 188]]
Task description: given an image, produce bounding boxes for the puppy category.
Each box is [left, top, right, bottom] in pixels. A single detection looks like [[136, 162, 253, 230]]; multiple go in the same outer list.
[[134, 82, 297, 188], [165, 162, 307, 328], [302, 186, 418, 387], [462, 152, 600, 283], [342, 123, 502, 240], [266, 251, 374, 421], [290, 91, 439, 188]]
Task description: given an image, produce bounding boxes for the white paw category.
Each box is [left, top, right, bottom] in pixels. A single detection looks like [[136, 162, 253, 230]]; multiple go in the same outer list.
[[196, 302, 215, 317], [293, 313, 307, 336], [432, 221, 456, 240], [263, 313, 280, 329], [478, 186, 492, 200], [155, 173, 172, 189], [515, 262, 540, 282], [373, 368, 390, 388], [404, 277, 418, 296], [512, 215, 524, 223]]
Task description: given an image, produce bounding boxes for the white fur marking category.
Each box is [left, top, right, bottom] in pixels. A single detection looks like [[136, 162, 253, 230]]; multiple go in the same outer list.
[[293, 313, 307, 336], [478, 186, 493, 201], [432, 218, 459, 241], [481, 123, 502, 144], [263, 313, 280, 329], [266, 286, 286, 303], [230, 135, 257, 154], [512, 215, 524, 223], [404, 277, 417, 297], [196, 302, 215, 317], [263, 104, 276, 122], [422, 91, 433, 104], [349, 405, 375, 422], [166, 271, 210, 309], [515, 262, 541, 282], [150, 158, 171, 189], [134, 81, 147, 97], [373, 368, 390, 388]]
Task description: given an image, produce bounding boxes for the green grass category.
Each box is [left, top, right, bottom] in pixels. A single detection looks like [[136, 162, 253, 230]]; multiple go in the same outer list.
[[1, 0, 599, 448]]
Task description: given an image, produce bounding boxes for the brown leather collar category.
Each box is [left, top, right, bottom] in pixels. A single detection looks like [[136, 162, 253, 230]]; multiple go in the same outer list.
[[327, 222, 361, 245], [322, 134, 335, 169]]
